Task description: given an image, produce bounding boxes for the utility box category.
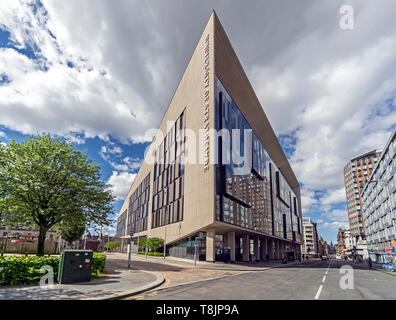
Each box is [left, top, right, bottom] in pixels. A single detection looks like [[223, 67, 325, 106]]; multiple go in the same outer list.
[[58, 250, 93, 284]]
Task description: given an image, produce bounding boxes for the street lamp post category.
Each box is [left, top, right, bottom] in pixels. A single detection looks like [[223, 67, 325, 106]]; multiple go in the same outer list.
[[163, 224, 167, 259], [128, 229, 134, 269], [145, 237, 149, 259]]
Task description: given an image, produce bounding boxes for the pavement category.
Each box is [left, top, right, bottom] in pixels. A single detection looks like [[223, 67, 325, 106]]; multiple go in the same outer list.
[[0, 252, 292, 300], [110, 253, 306, 291], [369, 261, 396, 277], [130, 259, 396, 300], [1, 251, 287, 300], [0, 253, 165, 300]]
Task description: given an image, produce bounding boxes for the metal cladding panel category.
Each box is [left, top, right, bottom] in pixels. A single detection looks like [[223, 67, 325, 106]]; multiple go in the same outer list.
[[58, 249, 93, 284]]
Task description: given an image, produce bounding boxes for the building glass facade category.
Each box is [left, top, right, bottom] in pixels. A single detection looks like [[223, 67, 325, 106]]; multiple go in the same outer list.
[[116, 210, 127, 237], [127, 173, 150, 234], [362, 130, 396, 263], [214, 75, 301, 242], [152, 110, 186, 229]]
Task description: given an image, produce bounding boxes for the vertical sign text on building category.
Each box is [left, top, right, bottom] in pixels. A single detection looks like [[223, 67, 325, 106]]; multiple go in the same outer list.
[[203, 34, 210, 172]]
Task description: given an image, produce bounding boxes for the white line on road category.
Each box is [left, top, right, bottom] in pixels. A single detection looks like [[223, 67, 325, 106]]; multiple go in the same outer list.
[[314, 260, 331, 299], [315, 285, 323, 300]]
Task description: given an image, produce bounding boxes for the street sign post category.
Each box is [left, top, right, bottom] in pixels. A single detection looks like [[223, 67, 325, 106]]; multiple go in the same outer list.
[[128, 229, 134, 269], [194, 238, 198, 267]]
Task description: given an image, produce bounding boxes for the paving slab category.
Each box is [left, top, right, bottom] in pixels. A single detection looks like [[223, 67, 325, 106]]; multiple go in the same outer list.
[[0, 270, 164, 300], [0, 253, 165, 300]]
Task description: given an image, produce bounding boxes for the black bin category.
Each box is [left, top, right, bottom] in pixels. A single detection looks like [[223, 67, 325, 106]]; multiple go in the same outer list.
[[223, 248, 231, 263], [58, 250, 93, 284]]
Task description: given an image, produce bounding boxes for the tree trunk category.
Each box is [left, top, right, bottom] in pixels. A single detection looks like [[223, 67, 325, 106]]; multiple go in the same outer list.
[[37, 225, 47, 256]]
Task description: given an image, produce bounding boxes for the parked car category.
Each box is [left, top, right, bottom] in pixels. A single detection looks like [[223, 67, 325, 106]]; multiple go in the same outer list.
[[321, 255, 328, 261], [383, 264, 396, 272]]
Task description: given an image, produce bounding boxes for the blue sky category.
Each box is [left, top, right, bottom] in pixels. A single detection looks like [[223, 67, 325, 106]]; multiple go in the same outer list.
[[1, 0, 396, 242]]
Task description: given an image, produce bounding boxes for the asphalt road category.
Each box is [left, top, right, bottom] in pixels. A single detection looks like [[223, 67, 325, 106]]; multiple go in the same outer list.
[[137, 259, 396, 300]]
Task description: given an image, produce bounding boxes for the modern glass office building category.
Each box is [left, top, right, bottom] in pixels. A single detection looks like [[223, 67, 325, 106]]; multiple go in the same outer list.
[[116, 11, 303, 262], [361, 129, 396, 263]]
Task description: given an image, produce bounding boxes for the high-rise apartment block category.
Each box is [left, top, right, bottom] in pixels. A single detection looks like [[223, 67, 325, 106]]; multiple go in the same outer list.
[[302, 217, 318, 256], [344, 150, 381, 242]]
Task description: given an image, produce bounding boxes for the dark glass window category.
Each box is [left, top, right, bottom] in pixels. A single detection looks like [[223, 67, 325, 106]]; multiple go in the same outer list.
[[151, 110, 185, 229], [214, 75, 296, 238], [126, 173, 150, 234]]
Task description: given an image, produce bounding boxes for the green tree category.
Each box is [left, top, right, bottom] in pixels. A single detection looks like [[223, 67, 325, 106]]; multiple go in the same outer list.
[[148, 237, 164, 252], [58, 211, 86, 248], [0, 134, 115, 256], [137, 238, 147, 250], [105, 241, 120, 252]]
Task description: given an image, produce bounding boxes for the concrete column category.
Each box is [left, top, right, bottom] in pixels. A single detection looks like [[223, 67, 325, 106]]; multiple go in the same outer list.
[[254, 236, 260, 261], [206, 229, 216, 262], [268, 238, 274, 259], [280, 241, 284, 259], [275, 240, 280, 259], [261, 237, 267, 260], [227, 231, 236, 262], [242, 234, 249, 262]]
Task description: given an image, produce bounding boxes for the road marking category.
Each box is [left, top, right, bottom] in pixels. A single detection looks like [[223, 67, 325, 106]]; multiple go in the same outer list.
[[314, 260, 331, 299], [315, 285, 323, 300], [147, 291, 158, 296], [134, 295, 145, 300], [164, 278, 171, 286]]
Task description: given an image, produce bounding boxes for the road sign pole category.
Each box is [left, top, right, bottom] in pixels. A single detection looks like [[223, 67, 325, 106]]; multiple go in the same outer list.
[[163, 225, 167, 259], [145, 237, 149, 259], [128, 230, 134, 269], [194, 239, 198, 267], [127, 238, 131, 269]]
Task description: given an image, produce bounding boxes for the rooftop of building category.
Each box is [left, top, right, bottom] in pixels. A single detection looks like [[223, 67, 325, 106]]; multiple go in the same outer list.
[[349, 149, 381, 163], [361, 126, 396, 196]]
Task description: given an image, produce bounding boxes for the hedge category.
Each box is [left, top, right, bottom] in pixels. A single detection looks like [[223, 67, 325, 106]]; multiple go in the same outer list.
[[92, 252, 106, 275], [0, 252, 106, 286], [137, 251, 163, 257]]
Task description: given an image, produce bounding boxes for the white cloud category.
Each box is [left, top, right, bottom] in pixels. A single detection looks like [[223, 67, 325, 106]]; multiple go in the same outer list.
[[300, 186, 319, 214], [0, 0, 158, 144], [251, 2, 396, 195], [321, 188, 347, 206], [64, 134, 85, 145], [317, 221, 349, 232], [106, 171, 136, 201], [320, 209, 349, 223]]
